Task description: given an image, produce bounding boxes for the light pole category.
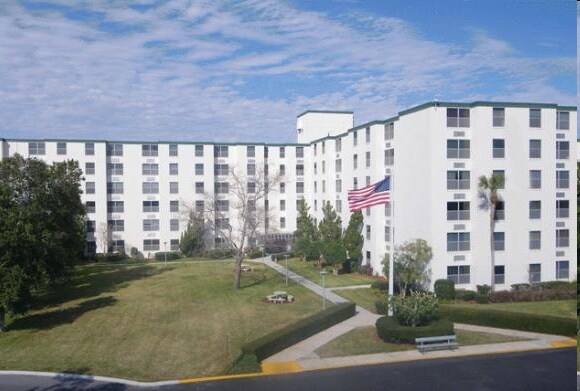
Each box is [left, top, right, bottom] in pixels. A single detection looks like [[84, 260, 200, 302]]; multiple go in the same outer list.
[[164, 241, 167, 265], [284, 254, 289, 286], [320, 269, 328, 309]]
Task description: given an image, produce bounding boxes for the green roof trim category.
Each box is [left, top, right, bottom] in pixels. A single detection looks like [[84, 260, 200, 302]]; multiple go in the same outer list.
[[297, 110, 354, 118]]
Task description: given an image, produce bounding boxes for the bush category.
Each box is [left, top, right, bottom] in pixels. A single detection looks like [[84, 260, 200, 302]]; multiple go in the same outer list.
[[537, 281, 576, 290], [476, 284, 491, 296], [242, 302, 356, 362], [375, 299, 390, 315], [455, 289, 477, 301], [434, 279, 455, 300], [390, 291, 439, 327], [95, 252, 125, 262], [440, 305, 575, 336], [130, 247, 139, 258], [360, 263, 374, 276], [489, 288, 575, 303], [203, 248, 236, 259], [371, 281, 389, 292], [375, 316, 454, 344], [246, 248, 263, 259], [474, 294, 489, 304], [154, 252, 181, 261]]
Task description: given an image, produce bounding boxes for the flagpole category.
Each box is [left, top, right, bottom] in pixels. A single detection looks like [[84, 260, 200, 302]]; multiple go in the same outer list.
[[388, 172, 395, 316]]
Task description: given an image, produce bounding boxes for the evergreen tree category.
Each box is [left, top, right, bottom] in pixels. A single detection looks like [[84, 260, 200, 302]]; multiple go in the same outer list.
[[343, 211, 364, 270], [318, 202, 345, 267], [180, 211, 206, 256], [293, 200, 320, 260]]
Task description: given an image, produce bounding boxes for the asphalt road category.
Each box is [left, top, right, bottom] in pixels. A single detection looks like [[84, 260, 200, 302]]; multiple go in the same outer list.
[[0, 349, 576, 391]]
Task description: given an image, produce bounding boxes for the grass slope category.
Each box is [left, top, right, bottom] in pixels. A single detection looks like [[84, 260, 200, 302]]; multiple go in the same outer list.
[[284, 258, 379, 288]]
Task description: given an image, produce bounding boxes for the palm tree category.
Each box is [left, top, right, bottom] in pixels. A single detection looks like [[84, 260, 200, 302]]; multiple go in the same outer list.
[[478, 173, 504, 293]]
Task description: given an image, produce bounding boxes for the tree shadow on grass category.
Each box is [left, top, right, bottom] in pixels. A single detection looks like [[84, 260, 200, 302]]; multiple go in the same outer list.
[[240, 271, 268, 289], [8, 296, 117, 331], [32, 265, 169, 310]]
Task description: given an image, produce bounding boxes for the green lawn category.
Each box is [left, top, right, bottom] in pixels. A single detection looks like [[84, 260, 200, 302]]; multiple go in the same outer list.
[[0, 262, 322, 381], [446, 300, 576, 319], [315, 326, 529, 358], [333, 288, 383, 313], [284, 258, 380, 288]]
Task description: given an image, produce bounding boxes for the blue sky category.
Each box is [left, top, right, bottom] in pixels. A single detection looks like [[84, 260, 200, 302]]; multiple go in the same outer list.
[[0, 0, 576, 142]]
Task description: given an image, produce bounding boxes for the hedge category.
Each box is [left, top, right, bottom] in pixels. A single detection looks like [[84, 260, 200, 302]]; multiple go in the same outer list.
[[375, 316, 454, 344], [95, 252, 126, 262], [434, 279, 455, 300], [154, 252, 181, 261], [371, 281, 389, 292], [455, 289, 477, 301], [242, 302, 356, 362], [440, 305, 575, 336], [488, 288, 575, 303]]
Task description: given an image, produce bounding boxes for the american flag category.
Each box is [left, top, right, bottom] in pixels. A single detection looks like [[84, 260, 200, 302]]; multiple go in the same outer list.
[[348, 177, 391, 212]]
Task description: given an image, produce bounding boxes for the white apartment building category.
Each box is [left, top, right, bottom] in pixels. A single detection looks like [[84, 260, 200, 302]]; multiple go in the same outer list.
[[1, 101, 576, 290]]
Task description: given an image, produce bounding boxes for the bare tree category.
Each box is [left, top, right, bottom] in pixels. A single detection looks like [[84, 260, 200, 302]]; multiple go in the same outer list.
[[97, 222, 112, 253], [188, 165, 280, 289]]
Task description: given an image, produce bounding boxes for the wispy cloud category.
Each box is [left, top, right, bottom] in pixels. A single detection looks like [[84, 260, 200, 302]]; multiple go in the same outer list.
[[0, 0, 575, 142]]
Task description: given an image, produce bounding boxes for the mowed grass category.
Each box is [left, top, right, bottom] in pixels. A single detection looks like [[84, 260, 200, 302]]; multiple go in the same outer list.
[[315, 326, 529, 358], [284, 258, 380, 288], [333, 288, 384, 313], [0, 262, 322, 381], [445, 300, 576, 319]]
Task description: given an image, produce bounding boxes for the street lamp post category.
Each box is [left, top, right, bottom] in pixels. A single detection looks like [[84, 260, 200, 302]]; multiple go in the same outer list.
[[284, 254, 289, 286], [164, 241, 167, 265], [320, 269, 328, 309]]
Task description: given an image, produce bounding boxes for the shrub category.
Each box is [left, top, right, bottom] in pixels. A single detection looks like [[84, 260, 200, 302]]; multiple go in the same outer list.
[[154, 252, 180, 261], [476, 284, 492, 296], [390, 291, 439, 327], [371, 281, 389, 292], [203, 248, 236, 259], [246, 248, 263, 259], [242, 302, 356, 362], [375, 299, 390, 315], [489, 288, 575, 303], [455, 289, 477, 301], [130, 247, 139, 258], [360, 263, 374, 276], [537, 281, 575, 290], [95, 252, 125, 262], [440, 305, 575, 336], [434, 279, 455, 300], [375, 316, 454, 344], [474, 294, 489, 304]]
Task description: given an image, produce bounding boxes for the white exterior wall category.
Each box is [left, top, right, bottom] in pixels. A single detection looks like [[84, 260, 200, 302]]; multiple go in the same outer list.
[[297, 111, 354, 144]]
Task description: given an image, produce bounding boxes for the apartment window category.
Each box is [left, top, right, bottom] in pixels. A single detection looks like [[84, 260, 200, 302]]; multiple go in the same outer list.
[[314, 181, 317, 193], [142, 163, 159, 176], [353, 154, 358, 170], [279, 164, 285, 176], [494, 201, 505, 221], [296, 164, 304, 176], [492, 107, 505, 127], [335, 138, 342, 152], [142, 144, 158, 156], [143, 239, 160, 251], [556, 229, 569, 248], [353, 130, 358, 146], [529, 201, 541, 219], [322, 180, 326, 193], [28, 142, 45, 155], [556, 200, 569, 218], [322, 161, 326, 174], [85, 142, 95, 155], [494, 266, 505, 285], [556, 171, 569, 189], [447, 232, 470, 251], [107, 182, 124, 194], [447, 265, 470, 284], [216, 218, 229, 229], [366, 225, 371, 240], [217, 200, 232, 212], [57, 142, 67, 155], [169, 144, 178, 156], [365, 127, 371, 143], [195, 145, 204, 157], [446, 140, 470, 159], [107, 201, 124, 213], [333, 159, 341, 173], [296, 182, 304, 194], [169, 163, 178, 175], [529, 231, 541, 250], [86, 220, 96, 233], [246, 163, 256, 176], [195, 200, 204, 212], [215, 182, 229, 193], [529, 108, 541, 128], [493, 232, 505, 251], [384, 123, 394, 140], [214, 164, 229, 176], [447, 201, 470, 221], [365, 176, 371, 186], [280, 182, 285, 194], [336, 200, 342, 213], [447, 170, 470, 190], [384, 149, 394, 166], [85, 162, 95, 175], [385, 203, 391, 217], [108, 220, 124, 232], [335, 179, 342, 193], [264, 147, 269, 158], [279, 217, 286, 229], [195, 163, 204, 175], [556, 261, 569, 280], [353, 177, 358, 189], [556, 111, 569, 130], [556, 141, 569, 160], [365, 151, 371, 168], [143, 219, 159, 231], [529, 140, 541, 159], [322, 141, 326, 154], [279, 147, 285, 158], [214, 145, 229, 158], [529, 264, 541, 283], [279, 199, 286, 211], [107, 163, 123, 175], [109, 240, 125, 253], [143, 200, 159, 212], [170, 219, 179, 231], [492, 139, 505, 158], [85, 182, 95, 194], [296, 147, 304, 158], [385, 226, 391, 242], [529, 170, 541, 189], [247, 145, 255, 158], [247, 182, 256, 193], [170, 239, 179, 251], [447, 108, 470, 127], [107, 143, 123, 156], [85, 201, 96, 213], [142, 182, 159, 194], [492, 170, 505, 189], [313, 163, 317, 175]]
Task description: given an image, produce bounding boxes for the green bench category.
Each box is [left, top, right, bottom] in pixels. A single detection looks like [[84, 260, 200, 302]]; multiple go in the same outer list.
[[415, 335, 458, 352]]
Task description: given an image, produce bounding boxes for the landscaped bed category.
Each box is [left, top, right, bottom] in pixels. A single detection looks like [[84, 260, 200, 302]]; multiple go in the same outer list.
[[284, 258, 380, 288], [0, 262, 322, 381]]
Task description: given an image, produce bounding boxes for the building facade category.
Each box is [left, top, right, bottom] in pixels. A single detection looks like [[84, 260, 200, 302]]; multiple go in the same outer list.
[[2, 101, 576, 289]]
